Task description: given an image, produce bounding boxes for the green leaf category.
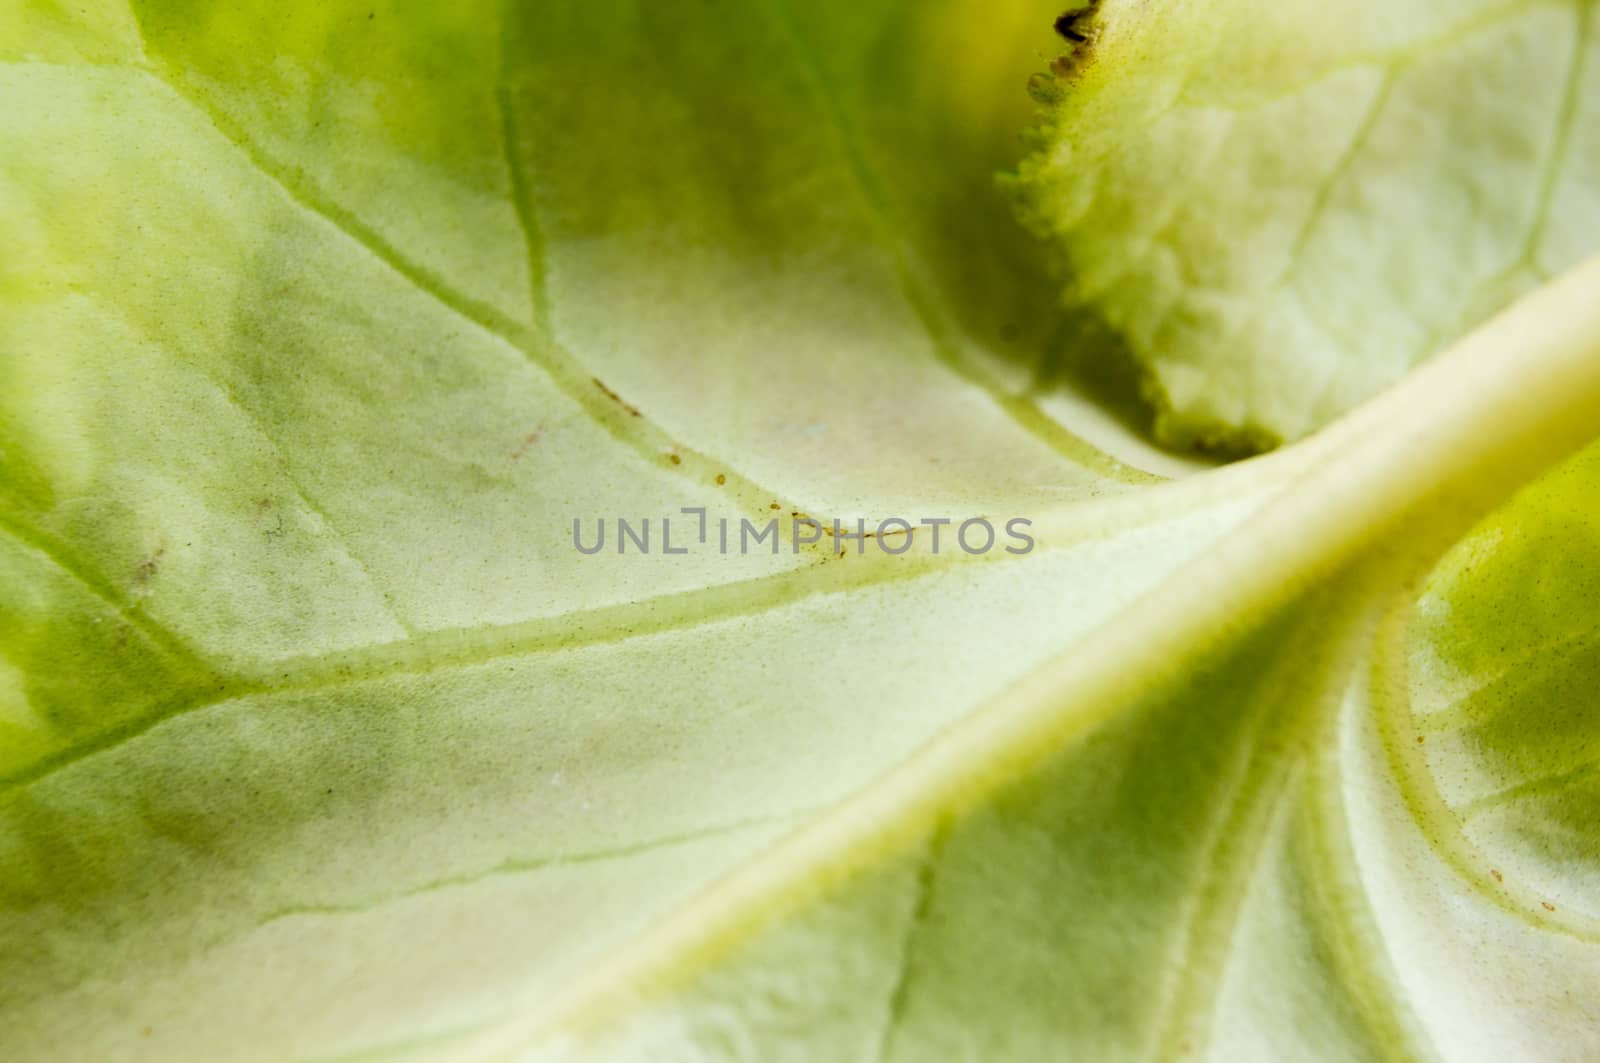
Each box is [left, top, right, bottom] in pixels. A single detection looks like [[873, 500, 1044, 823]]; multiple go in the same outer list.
[[2, 2, 1599, 1061], [1011, 0, 1600, 451], [1407, 442, 1600, 939], [497, 270, 1600, 1063]]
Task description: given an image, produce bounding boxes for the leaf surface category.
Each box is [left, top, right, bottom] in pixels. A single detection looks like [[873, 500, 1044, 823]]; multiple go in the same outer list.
[[1, 2, 1598, 1061], [1012, 0, 1600, 449]]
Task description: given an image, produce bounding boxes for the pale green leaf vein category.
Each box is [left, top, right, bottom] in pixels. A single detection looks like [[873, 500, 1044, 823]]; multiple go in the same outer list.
[[0, 509, 209, 673], [0, 545, 973, 797], [871, 836, 941, 1063], [249, 812, 801, 933]]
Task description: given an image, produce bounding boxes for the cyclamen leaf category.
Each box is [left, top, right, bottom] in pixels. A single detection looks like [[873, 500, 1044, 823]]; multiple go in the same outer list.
[[2, 1, 1599, 1062], [1011, 0, 1600, 451]]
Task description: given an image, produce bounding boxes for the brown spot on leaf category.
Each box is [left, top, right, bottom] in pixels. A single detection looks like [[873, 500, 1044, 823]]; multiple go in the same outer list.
[[1054, 10, 1090, 42], [135, 547, 166, 583], [668, 452, 681, 465], [1542, 901, 1557, 911], [715, 474, 726, 486], [592, 377, 641, 416], [512, 431, 541, 460], [1490, 869, 1503, 883], [1048, 3, 1105, 78]]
